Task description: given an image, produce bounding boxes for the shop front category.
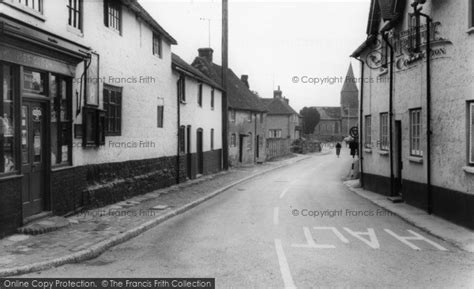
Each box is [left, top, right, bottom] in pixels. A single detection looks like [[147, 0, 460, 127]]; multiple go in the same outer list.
[[0, 15, 89, 237]]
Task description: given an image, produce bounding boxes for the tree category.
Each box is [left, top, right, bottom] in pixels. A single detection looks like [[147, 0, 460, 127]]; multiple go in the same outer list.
[[300, 107, 321, 135]]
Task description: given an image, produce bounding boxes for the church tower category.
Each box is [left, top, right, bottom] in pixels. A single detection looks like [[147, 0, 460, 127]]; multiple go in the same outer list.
[[340, 63, 359, 136]]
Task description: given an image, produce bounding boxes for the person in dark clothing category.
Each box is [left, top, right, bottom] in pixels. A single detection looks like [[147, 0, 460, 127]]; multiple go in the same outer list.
[[349, 141, 359, 158], [335, 142, 342, 158]]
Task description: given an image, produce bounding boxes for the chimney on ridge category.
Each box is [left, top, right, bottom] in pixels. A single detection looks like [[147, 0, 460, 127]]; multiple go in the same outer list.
[[241, 75, 249, 88], [198, 48, 214, 63], [274, 85, 283, 99]]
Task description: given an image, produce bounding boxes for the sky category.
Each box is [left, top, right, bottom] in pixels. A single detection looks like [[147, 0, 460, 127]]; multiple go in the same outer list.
[[139, 0, 371, 112]]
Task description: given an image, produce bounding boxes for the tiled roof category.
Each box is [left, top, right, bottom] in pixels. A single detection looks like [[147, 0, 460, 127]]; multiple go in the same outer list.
[[122, 0, 177, 45], [314, 107, 341, 120], [191, 57, 267, 112], [367, 0, 407, 35], [172, 54, 222, 90], [261, 98, 298, 115]]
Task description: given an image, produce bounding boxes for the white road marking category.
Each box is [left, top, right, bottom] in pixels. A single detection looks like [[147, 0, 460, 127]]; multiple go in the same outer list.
[[344, 227, 380, 249], [292, 227, 335, 249], [274, 207, 279, 225], [280, 187, 290, 199], [314, 227, 349, 243], [274, 239, 297, 289], [384, 229, 448, 251]]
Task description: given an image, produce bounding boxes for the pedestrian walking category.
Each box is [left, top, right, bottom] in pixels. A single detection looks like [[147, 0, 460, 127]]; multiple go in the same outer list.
[[335, 142, 342, 158]]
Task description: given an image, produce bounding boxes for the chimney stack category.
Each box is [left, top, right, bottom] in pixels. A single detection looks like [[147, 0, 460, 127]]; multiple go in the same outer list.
[[198, 48, 214, 63], [241, 75, 249, 88], [274, 85, 283, 99]]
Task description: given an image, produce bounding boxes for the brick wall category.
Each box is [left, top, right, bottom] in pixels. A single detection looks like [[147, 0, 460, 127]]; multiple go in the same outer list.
[[0, 177, 22, 238]]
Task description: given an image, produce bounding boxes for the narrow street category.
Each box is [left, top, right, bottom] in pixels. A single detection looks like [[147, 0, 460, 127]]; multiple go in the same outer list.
[[25, 149, 474, 288]]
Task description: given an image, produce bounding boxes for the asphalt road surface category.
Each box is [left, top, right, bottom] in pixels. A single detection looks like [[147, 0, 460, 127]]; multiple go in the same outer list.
[[25, 149, 474, 288]]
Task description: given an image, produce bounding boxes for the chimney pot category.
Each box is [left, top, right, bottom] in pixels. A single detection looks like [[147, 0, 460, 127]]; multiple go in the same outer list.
[[274, 86, 283, 99], [241, 75, 249, 88], [198, 48, 214, 63]]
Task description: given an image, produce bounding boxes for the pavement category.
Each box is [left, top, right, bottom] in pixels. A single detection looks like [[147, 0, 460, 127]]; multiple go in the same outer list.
[[344, 179, 474, 253], [16, 147, 474, 288], [0, 153, 321, 277]]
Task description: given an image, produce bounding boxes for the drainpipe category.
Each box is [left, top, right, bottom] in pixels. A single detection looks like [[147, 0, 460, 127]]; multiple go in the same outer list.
[[352, 56, 365, 187], [176, 75, 181, 184], [382, 32, 395, 197], [418, 11, 433, 214]]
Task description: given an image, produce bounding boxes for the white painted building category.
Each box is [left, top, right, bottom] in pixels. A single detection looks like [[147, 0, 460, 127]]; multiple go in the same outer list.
[[0, 0, 180, 237]]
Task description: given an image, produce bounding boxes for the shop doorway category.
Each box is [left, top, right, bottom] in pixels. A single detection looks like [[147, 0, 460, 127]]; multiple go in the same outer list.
[[21, 101, 47, 218], [186, 125, 192, 179], [394, 121, 403, 196]]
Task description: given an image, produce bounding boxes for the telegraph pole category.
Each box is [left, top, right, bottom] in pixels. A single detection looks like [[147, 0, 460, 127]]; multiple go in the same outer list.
[[222, 0, 229, 170]]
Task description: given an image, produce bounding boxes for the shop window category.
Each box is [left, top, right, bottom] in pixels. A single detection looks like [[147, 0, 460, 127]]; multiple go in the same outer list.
[[157, 105, 164, 128], [211, 129, 214, 150], [17, 0, 42, 13], [230, 133, 236, 147], [104, 0, 121, 33], [0, 64, 16, 174], [67, 0, 82, 31], [365, 115, 372, 148], [380, 113, 389, 150], [410, 109, 423, 157], [153, 33, 162, 58], [177, 75, 186, 103], [198, 83, 203, 107], [469, 102, 474, 165], [23, 69, 46, 95], [211, 88, 215, 110], [51, 76, 72, 166], [103, 84, 122, 136]]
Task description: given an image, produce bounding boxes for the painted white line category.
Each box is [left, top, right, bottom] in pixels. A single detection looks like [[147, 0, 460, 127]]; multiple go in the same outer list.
[[279, 187, 290, 199], [292, 227, 335, 249], [274, 207, 279, 225], [344, 227, 379, 249], [314, 227, 350, 243], [384, 229, 448, 251], [274, 239, 297, 289]]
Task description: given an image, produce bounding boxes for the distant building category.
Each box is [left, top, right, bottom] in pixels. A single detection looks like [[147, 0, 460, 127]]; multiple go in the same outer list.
[[192, 48, 267, 166], [313, 64, 359, 141], [261, 86, 301, 159]]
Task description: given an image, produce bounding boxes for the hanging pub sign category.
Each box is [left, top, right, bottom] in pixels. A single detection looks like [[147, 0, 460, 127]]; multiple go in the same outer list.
[[366, 21, 452, 71], [85, 52, 100, 106]]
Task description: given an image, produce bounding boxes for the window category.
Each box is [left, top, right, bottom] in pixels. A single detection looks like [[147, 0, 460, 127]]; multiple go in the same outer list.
[[410, 109, 422, 156], [51, 76, 72, 166], [365, 116, 372, 148], [247, 112, 252, 122], [177, 75, 186, 103], [17, 0, 42, 13], [67, 0, 82, 31], [103, 84, 122, 136], [104, 0, 121, 33], [0, 64, 16, 174], [260, 113, 264, 123], [231, 133, 236, 147], [198, 83, 203, 106], [157, 105, 164, 128], [469, 103, 474, 165], [381, 36, 388, 69], [230, 110, 236, 122], [211, 129, 214, 150], [211, 89, 215, 110], [409, 13, 421, 53], [380, 113, 389, 150], [269, 129, 282, 138], [248, 132, 252, 150], [23, 69, 46, 95], [179, 126, 185, 153], [153, 33, 162, 58]]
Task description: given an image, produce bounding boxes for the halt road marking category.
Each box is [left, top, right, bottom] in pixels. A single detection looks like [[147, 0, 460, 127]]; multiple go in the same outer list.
[[274, 207, 279, 225], [385, 229, 448, 251], [314, 227, 349, 243], [274, 239, 297, 289], [280, 187, 290, 199], [292, 227, 335, 249]]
